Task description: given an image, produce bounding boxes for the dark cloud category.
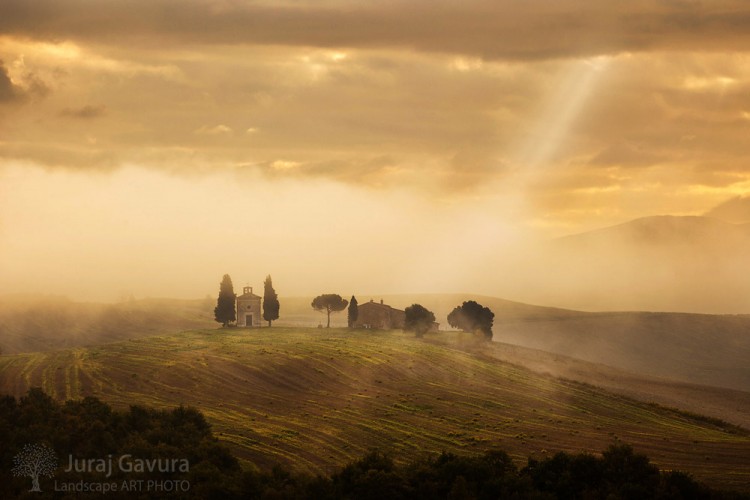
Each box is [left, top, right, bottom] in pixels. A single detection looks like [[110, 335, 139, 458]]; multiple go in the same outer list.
[[0, 60, 23, 103], [0, 59, 50, 106], [60, 104, 107, 119], [24, 73, 50, 99], [2, 0, 750, 60]]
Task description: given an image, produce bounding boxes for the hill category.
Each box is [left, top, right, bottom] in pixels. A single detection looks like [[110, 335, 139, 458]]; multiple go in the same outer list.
[[0, 327, 748, 491], [495, 310, 750, 392], [4, 292, 750, 392], [280, 293, 750, 392]]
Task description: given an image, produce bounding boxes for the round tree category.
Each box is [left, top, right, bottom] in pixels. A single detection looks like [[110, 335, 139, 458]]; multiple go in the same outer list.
[[447, 300, 494, 340], [311, 294, 349, 328], [404, 303, 436, 337]]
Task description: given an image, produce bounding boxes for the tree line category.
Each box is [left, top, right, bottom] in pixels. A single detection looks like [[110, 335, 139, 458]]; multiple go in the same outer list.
[[315, 295, 496, 340], [2, 389, 744, 499], [214, 275, 497, 339]]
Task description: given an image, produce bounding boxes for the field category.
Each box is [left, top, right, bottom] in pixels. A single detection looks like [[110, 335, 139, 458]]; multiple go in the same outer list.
[[5, 293, 750, 392], [286, 293, 750, 390], [1, 327, 748, 491]]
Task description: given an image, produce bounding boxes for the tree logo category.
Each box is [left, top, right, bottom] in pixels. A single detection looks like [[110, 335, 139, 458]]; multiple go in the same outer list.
[[12, 443, 58, 492]]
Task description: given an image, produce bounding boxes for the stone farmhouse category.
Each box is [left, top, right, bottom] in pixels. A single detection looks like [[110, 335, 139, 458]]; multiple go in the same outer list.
[[353, 299, 439, 332]]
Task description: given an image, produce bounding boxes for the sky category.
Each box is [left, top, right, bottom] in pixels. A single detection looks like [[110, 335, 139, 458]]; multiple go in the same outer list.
[[2, 0, 750, 304]]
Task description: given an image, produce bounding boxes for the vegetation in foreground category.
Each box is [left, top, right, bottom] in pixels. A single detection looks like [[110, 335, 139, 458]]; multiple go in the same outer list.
[[1, 389, 746, 500], [0, 389, 238, 499]]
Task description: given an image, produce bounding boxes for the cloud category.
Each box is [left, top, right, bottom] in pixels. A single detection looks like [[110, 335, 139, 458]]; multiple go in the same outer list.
[[60, 104, 106, 119], [443, 148, 509, 192], [2, 0, 750, 60], [258, 155, 402, 185], [588, 141, 668, 168], [0, 142, 119, 170], [2, 6, 750, 232], [0, 59, 24, 103], [194, 124, 232, 135]]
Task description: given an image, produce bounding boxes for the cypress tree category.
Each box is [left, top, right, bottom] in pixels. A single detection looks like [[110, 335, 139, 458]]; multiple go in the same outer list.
[[263, 275, 280, 327], [348, 295, 359, 328], [214, 274, 236, 327]]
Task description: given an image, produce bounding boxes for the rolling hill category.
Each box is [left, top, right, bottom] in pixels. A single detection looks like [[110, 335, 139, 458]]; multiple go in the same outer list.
[[280, 293, 750, 392], [4, 293, 750, 393], [496, 309, 750, 392], [0, 327, 748, 491]]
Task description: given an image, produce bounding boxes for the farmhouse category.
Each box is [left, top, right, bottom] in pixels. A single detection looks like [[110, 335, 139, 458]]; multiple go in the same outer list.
[[236, 286, 262, 327], [354, 299, 439, 332]]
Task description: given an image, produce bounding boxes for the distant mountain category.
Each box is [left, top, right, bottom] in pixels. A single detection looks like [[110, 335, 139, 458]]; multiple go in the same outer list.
[[706, 195, 750, 224], [504, 215, 750, 313], [557, 215, 750, 247]]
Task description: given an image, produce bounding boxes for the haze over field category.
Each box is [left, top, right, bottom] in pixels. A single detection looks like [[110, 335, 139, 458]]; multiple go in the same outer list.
[[3, 1, 750, 312]]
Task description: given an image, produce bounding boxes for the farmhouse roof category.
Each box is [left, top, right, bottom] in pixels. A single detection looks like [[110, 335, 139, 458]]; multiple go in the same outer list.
[[361, 299, 401, 312]]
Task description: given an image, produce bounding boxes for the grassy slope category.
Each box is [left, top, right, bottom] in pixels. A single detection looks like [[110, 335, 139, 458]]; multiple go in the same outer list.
[[495, 311, 750, 392], [3, 292, 750, 392], [487, 341, 750, 431], [282, 293, 750, 391], [0, 327, 748, 491]]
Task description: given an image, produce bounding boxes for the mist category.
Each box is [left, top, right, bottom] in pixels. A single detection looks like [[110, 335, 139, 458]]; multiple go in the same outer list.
[[3, 163, 750, 314]]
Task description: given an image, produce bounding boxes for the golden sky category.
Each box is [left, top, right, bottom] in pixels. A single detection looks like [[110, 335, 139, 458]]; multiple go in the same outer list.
[[2, 0, 750, 303]]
